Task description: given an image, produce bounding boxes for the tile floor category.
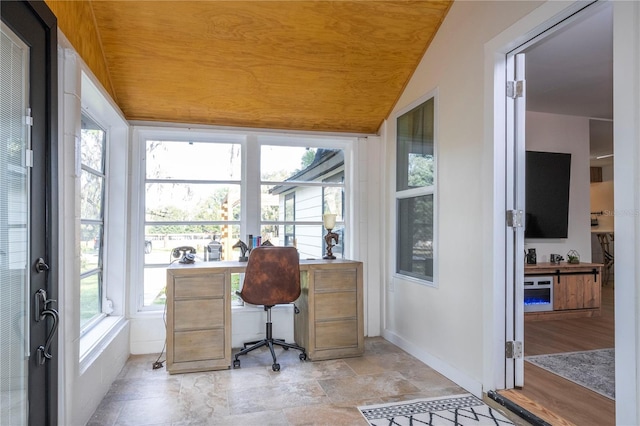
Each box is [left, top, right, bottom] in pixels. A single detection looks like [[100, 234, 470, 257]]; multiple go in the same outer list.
[[87, 337, 522, 425]]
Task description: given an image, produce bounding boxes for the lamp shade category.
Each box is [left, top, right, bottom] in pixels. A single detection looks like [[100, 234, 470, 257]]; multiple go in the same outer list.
[[323, 213, 336, 230]]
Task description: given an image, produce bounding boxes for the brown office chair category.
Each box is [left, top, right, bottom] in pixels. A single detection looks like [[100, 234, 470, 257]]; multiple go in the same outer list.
[[232, 246, 307, 371]]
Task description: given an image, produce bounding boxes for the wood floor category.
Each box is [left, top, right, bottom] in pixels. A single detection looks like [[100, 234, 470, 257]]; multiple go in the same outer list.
[[499, 284, 615, 425]]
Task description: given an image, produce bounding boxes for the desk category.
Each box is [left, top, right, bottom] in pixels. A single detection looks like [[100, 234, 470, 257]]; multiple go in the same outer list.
[[165, 259, 364, 374]]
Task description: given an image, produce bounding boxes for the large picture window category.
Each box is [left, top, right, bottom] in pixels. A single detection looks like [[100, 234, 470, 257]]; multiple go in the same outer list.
[[136, 133, 350, 310], [396, 95, 436, 283]]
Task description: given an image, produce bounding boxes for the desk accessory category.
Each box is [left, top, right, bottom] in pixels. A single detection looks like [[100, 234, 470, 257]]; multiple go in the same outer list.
[[232, 239, 250, 261], [323, 213, 339, 259]]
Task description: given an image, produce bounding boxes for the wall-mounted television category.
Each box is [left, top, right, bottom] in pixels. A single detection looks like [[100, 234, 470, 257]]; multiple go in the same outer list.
[[525, 150, 572, 239]]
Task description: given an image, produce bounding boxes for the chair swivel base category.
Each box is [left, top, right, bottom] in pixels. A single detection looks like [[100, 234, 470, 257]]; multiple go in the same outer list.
[[233, 322, 306, 371]]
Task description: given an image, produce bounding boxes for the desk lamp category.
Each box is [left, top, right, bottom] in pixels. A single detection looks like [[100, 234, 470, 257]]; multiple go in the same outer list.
[[323, 213, 339, 259]]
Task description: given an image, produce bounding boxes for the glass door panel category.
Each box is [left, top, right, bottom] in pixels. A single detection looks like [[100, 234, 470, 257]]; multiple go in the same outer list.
[[0, 23, 30, 426]]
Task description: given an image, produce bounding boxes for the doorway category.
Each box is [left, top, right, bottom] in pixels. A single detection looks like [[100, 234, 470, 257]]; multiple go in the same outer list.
[[501, 2, 615, 424], [0, 2, 58, 425]]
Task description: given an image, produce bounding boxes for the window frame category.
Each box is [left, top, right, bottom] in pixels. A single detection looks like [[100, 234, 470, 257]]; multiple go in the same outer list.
[[131, 129, 355, 313], [79, 112, 107, 332], [75, 70, 129, 362], [393, 89, 439, 287]]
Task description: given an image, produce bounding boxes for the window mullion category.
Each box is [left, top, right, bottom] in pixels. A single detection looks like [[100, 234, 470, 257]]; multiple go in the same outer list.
[[244, 135, 260, 236]]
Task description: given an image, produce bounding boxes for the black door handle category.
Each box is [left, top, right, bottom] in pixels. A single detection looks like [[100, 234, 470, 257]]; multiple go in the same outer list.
[[34, 289, 59, 365], [37, 308, 59, 365]]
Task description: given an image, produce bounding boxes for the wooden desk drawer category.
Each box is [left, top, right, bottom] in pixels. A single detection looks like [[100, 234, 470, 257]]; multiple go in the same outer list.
[[315, 319, 358, 349], [314, 269, 357, 291], [174, 274, 225, 299], [173, 329, 225, 362], [315, 292, 356, 320], [174, 299, 224, 330]]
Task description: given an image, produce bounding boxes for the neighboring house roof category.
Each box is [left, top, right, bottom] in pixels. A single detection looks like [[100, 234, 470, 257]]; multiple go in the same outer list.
[[270, 149, 344, 195]]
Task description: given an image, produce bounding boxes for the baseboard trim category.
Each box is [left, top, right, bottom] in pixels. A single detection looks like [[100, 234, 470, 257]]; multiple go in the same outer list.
[[381, 330, 482, 397]]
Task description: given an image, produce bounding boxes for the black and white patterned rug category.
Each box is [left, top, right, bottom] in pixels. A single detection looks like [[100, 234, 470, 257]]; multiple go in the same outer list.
[[358, 394, 515, 426], [525, 348, 615, 400]]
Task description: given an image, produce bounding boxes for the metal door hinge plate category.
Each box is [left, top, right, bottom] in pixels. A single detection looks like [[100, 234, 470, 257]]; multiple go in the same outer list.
[[506, 210, 523, 228], [505, 341, 523, 359], [507, 80, 524, 99]]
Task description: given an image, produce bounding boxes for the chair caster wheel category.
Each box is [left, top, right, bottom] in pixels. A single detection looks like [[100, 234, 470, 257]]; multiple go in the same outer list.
[[299, 353, 307, 361], [233, 359, 240, 368], [272, 363, 280, 371]]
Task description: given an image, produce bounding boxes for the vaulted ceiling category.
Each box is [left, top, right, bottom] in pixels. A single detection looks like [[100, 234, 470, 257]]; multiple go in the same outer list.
[[46, 1, 452, 134]]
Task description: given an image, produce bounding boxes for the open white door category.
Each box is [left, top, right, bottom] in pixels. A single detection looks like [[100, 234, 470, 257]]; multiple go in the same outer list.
[[505, 52, 526, 388]]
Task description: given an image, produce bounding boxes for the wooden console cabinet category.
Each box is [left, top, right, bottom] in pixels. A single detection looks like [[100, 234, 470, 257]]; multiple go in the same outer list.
[[525, 262, 602, 321], [166, 259, 364, 374]]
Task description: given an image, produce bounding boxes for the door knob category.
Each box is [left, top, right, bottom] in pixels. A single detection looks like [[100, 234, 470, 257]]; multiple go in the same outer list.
[[34, 257, 49, 273]]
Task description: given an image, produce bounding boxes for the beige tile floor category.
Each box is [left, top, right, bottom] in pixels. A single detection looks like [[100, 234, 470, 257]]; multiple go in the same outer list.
[[87, 337, 521, 426]]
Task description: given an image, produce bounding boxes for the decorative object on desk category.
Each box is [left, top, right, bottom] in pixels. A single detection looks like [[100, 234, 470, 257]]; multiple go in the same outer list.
[[526, 248, 537, 265], [232, 239, 250, 262], [172, 246, 196, 264], [525, 348, 614, 400], [358, 394, 515, 426], [567, 249, 580, 264], [260, 239, 273, 246], [322, 213, 339, 259], [204, 236, 223, 261], [550, 253, 563, 264]]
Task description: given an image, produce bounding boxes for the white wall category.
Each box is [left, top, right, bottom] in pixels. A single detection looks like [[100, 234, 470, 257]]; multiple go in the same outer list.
[[57, 34, 130, 426], [524, 111, 592, 263], [381, 1, 543, 395], [381, 0, 640, 422]]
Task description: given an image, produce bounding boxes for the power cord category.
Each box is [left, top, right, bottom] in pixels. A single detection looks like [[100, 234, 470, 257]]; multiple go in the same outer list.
[[152, 289, 168, 370]]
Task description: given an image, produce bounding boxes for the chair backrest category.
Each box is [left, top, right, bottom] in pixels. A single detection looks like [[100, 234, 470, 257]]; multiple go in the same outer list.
[[239, 246, 301, 306]]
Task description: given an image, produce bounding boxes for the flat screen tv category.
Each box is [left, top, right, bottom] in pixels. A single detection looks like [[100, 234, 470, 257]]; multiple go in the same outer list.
[[525, 150, 572, 239]]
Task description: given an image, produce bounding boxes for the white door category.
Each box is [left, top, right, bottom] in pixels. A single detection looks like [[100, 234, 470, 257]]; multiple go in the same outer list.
[[505, 52, 526, 388]]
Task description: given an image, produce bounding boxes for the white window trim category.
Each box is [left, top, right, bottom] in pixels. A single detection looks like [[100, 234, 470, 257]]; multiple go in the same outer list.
[[130, 126, 357, 314], [392, 88, 439, 288], [78, 70, 129, 359]]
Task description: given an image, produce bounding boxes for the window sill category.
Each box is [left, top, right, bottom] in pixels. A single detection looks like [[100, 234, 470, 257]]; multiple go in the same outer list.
[[79, 315, 128, 374]]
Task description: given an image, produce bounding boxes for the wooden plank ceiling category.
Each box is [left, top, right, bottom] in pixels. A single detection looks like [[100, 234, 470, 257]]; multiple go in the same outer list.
[[60, 1, 452, 134]]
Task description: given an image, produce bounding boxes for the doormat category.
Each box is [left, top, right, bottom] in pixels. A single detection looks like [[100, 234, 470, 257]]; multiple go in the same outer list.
[[358, 393, 515, 426], [525, 348, 615, 400]]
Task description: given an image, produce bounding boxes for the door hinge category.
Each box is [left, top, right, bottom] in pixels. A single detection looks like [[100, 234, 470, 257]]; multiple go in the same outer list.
[[25, 108, 33, 126], [507, 80, 524, 99], [25, 149, 34, 168], [505, 341, 523, 359], [506, 210, 523, 228]]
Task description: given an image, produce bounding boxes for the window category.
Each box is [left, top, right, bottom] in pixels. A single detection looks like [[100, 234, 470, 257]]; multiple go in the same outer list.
[[143, 140, 242, 307], [80, 114, 106, 330], [135, 132, 351, 311], [260, 144, 345, 260], [396, 95, 436, 283]]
